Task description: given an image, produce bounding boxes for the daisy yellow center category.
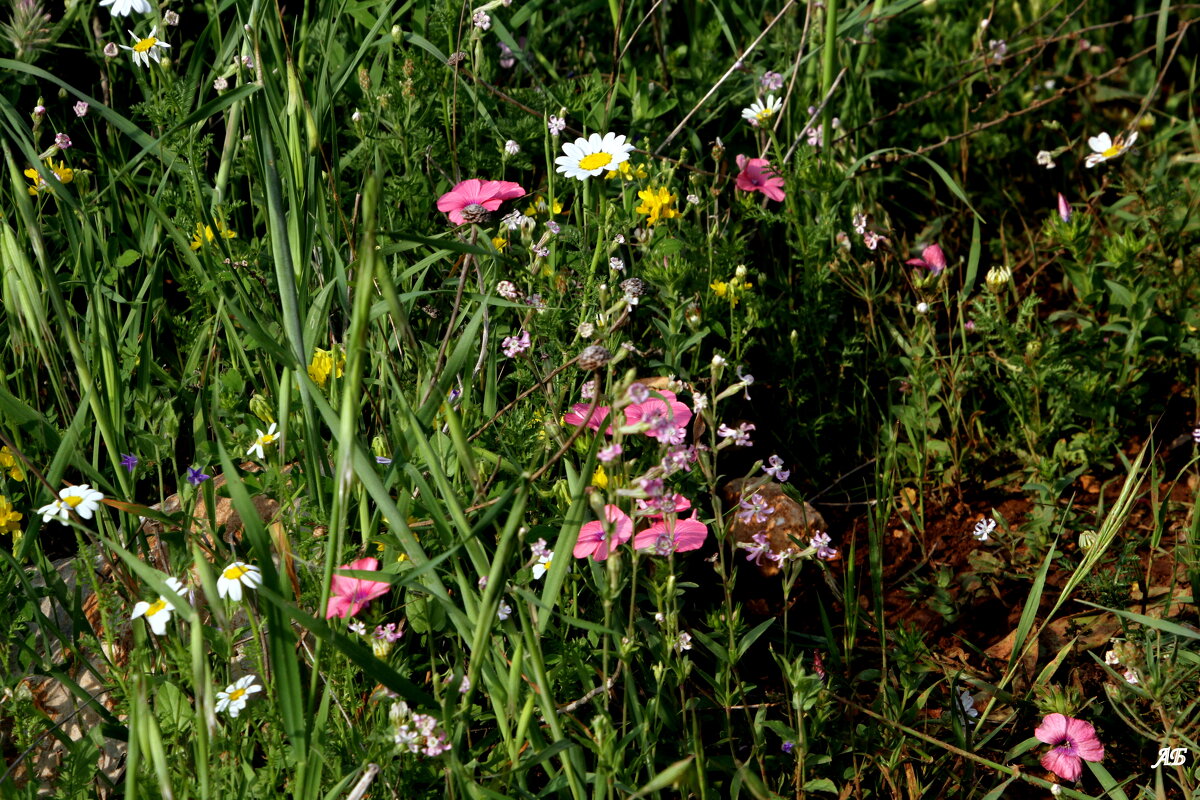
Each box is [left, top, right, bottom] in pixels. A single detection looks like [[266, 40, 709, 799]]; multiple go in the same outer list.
[[134, 37, 158, 53], [1101, 144, 1121, 158], [224, 564, 249, 580], [579, 152, 613, 171], [756, 108, 775, 123], [64, 495, 84, 508], [146, 598, 168, 616], [259, 432, 277, 445], [228, 687, 246, 701]]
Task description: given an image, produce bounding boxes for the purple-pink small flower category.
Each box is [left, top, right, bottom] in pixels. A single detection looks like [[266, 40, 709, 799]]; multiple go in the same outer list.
[[627, 382, 649, 404], [738, 531, 776, 566], [187, 466, 210, 485], [737, 493, 773, 524], [597, 443, 623, 463], [1057, 192, 1072, 223], [120, 453, 138, 473], [810, 531, 837, 560], [73, 101, 89, 118], [717, 422, 755, 447], [374, 622, 404, 642], [502, 330, 531, 357], [763, 454, 790, 482], [761, 71, 784, 91], [905, 244, 947, 275], [54, 133, 72, 150]]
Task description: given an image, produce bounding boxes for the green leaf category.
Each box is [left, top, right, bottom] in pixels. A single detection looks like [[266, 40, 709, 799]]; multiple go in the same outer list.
[[628, 757, 693, 798], [114, 249, 141, 268]]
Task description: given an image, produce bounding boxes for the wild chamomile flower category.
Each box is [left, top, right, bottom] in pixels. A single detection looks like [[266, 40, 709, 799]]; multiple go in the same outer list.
[[217, 561, 262, 601], [131, 577, 185, 636], [23, 160, 74, 195], [532, 550, 554, 580], [246, 422, 278, 459], [189, 221, 236, 250], [1084, 131, 1137, 168], [37, 484, 104, 526], [741, 94, 782, 126], [121, 27, 170, 68], [555, 132, 635, 181], [99, 0, 151, 17], [635, 187, 680, 226], [216, 674, 263, 718]]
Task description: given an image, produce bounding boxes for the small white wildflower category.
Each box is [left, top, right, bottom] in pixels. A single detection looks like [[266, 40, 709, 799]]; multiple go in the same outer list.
[[971, 517, 996, 541]]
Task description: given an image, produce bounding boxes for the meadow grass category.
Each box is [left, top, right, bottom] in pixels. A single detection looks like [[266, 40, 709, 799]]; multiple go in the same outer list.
[[2, 0, 1200, 797]]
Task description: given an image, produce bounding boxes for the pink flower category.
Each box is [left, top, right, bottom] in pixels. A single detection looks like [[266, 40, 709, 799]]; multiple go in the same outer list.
[[637, 494, 691, 519], [563, 404, 613, 433], [625, 390, 693, 430], [436, 179, 526, 226], [734, 155, 785, 202], [1034, 713, 1104, 782], [632, 513, 708, 554], [905, 243, 947, 275], [325, 557, 392, 619], [574, 505, 634, 561]]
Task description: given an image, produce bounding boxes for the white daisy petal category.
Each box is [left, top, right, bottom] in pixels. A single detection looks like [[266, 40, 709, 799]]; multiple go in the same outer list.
[[1087, 133, 1111, 153]]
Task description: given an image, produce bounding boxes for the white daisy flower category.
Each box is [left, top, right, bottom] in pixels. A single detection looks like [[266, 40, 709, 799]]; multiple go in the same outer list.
[[37, 484, 105, 526], [1084, 131, 1137, 168], [532, 551, 554, 580], [120, 27, 170, 68], [741, 94, 782, 127], [246, 422, 279, 459], [99, 0, 152, 17], [131, 577, 185, 636], [216, 674, 263, 718], [217, 561, 263, 601], [554, 132, 635, 181]]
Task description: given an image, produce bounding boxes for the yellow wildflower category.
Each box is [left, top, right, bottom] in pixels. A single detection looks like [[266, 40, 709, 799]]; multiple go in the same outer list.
[[710, 278, 752, 308], [190, 221, 237, 250], [492, 236, 508, 251], [635, 187, 680, 226], [524, 196, 564, 217], [24, 160, 74, 196], [0, 447, 25, 482], [0, 495, 22, 539], [604, 161, 648, 181], [592, 465, 608, 489], [308, 347, 345, 388]]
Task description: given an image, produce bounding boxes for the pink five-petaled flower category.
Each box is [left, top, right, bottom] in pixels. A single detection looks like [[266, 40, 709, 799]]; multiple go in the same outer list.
[[1034, 713, 1104, 782], [905, 243, 948, 275], [563, 403, 613, 433], [734, 155, 786, 202], [574, 505, 634, 561], [625, 390, 693, 430], [436, 179, 526, 226], [325, 557, 392, 619], [632, 512, 708, 555]]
